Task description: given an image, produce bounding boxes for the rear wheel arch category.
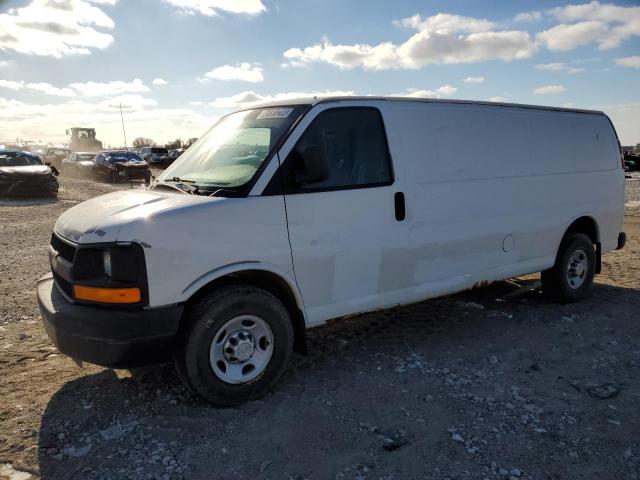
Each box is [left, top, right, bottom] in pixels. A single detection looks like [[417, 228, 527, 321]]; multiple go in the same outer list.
[[564, 216, 599, 244], [554, 215, 600, 273], [182, 268, 307, 354]]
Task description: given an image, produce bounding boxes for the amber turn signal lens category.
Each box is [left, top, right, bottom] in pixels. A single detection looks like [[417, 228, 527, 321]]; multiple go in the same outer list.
[[73, 285, 141, 304]]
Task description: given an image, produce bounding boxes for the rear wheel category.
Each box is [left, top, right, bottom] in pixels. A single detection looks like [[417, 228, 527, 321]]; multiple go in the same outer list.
[[174, 285, 294, 406], [542, 233, 595, 302]]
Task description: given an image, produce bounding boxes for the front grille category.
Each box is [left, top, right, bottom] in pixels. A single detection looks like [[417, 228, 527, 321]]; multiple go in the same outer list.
[[52, 271, 73, 298], [51, 233, 76, 263]]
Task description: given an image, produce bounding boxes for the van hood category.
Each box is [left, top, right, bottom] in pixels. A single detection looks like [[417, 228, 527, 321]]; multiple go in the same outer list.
[[55, 188, 221, 244]]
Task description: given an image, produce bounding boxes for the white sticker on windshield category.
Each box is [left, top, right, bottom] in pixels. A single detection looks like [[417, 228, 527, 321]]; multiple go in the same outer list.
[[256, 108, 294, 119]]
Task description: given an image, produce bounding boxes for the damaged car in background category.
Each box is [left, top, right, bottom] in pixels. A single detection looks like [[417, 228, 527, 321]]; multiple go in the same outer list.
[[0, 150, 59, 197], [61, 152, 96, 177], [43, 147, 71, 169], [92, 150, 151, 183], [140, 146, 171, 167]]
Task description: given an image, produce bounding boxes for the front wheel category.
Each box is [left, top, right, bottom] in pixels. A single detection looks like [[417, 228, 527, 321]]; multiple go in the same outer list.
[[174, 285, 294, 406], [542, 233, 595, 303]]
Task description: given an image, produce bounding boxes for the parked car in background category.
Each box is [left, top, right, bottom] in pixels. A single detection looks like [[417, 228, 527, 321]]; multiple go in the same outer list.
[[43, 147, 71, 169], [0, 149, 59, 196], [29, 145, 48, 157], [1, 144, 32, 153], [61, 152, 96, 177], [92, 150, 151, 183], [140, 147, 170, 167], [167, 148, 183, 164], [624, 153, 639, 172]]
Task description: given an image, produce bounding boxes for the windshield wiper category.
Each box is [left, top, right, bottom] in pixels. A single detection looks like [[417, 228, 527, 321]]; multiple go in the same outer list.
[[208, 188, 243, 198], [159, 177, 201, 195], [169, 176, 196, 183]]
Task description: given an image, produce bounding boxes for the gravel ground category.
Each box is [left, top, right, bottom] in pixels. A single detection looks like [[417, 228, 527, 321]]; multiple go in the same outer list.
[[1, 174, 639, 480]]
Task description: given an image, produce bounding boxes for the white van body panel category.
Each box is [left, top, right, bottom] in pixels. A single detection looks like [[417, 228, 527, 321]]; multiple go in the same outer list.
[[270, 100, 412, 325], [267, 99, 624, 326], [55, 189, 297, 310], [381, 101, 624, 299], [116, 194, 294, 308]]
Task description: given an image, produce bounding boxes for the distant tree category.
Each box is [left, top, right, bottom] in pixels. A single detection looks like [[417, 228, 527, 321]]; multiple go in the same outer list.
[[184, 137, 198, 148], [635, 143, 640, 155], [165, 138, 183, 150], [132, 137, 155, 148]]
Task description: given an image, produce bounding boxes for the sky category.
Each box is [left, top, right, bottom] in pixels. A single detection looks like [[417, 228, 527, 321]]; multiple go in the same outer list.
[[0, 0, 639, 147]]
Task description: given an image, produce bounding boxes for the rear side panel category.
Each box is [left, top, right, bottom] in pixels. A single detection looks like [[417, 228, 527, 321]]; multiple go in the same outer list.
[[385, 101, 624, 299]]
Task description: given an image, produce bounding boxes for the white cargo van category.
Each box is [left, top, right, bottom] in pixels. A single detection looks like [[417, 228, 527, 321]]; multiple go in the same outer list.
[[38, 97, 626, 405]]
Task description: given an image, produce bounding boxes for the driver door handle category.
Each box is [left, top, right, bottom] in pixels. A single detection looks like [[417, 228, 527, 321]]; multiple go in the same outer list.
[[394, 192, 406, 221]]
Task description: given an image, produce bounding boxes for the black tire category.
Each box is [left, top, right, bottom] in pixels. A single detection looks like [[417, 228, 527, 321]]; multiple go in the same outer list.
[[542, 233, 595, 303], [174, 285, 294, 406]]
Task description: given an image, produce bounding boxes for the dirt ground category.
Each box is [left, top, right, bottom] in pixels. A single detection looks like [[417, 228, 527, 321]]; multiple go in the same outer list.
[[1, 174, 639, 480]]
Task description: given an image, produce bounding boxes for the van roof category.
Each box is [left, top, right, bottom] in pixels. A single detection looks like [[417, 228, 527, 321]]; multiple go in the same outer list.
[[251, 96, 605, 116]]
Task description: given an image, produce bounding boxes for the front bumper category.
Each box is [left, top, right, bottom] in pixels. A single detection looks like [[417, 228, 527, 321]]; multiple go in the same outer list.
[[117, 168, 150, 180], [37, 274, 183, 368], [0, 178, 58, 196]]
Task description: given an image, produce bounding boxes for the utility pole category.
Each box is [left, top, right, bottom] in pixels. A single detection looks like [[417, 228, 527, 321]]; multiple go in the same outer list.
[[120, 103, 128, 149]]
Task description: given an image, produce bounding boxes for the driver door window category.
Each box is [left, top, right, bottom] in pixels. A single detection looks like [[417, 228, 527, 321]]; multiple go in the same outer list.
[[288, 108, 393, 192]]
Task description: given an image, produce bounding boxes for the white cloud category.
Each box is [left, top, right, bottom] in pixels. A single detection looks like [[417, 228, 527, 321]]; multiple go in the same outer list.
[[463, 76, 484, 83], [533, 84, 566, 95], [488, 96, 508, 102], [0, 0, 116, 58], [69, 78, 150, 96], [514, 11, 542, 23], [210, 90, 355, 109], [436, 84, 457, 96], [0, 79, 76, 96], [101, 94, 157, 111], [536, 21, 609, 51], [0, 80, 24, 90], [203, 63, 264, 82], [599, 102, 640, 145], [390, 85, 458, 98], [25, 82, 76, 97], [615, 56, 640, 68], [535, 62, 585, 74], [536, 1, 640, 51], [152, 78, 168, 85], [162, 0, 265, 16], [393, 13, 495, 33], [0, 95, 214, 146], [283, 13, 535, 70], [189, 101, 204, 106]]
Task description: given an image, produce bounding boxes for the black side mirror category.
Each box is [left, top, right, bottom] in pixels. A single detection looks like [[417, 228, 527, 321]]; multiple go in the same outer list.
[[294, 145, 329, 185], [50, 166, 59, 177], [44, 161, 51, 166]]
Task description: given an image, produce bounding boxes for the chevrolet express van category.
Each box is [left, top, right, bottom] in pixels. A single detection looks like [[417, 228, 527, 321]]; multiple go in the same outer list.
[[38, 97, 626, 405]]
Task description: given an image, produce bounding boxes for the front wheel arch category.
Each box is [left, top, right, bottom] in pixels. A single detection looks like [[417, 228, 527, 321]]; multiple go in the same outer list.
[[182, 268, 307, 355]]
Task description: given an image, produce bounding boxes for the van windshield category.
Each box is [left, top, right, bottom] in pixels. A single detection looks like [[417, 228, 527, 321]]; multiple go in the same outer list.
[[157, 105, 307, 191]]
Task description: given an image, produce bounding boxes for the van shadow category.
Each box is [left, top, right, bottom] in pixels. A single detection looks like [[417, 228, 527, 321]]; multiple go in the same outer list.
[[36, 278, 640, 479]]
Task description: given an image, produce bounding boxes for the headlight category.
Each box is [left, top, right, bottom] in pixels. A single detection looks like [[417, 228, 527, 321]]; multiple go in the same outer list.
[[72, 245, 147, 305]]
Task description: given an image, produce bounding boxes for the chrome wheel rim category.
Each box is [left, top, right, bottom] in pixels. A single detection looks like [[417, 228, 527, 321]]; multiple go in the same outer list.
[[567, 248, 588, 289], [209, 315, 274, 385]]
